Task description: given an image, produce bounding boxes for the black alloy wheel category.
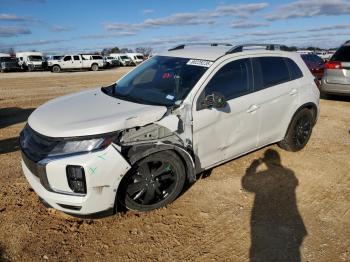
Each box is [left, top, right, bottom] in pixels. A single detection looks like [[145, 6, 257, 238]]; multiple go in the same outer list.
[[118, 151, 185, 212]]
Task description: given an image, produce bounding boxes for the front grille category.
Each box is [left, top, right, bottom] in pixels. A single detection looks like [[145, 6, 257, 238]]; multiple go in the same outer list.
[[20, 125, 58, 162], [20, 125, 55, 191]]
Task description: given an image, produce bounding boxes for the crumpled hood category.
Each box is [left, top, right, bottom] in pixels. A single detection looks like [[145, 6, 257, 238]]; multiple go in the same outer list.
[[28, 88, 167, 137]]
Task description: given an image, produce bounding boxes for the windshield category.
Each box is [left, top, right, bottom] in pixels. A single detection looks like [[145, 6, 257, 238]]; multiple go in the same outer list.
[[136, 55, 144, 60], [103, 56, 209, 106], [28, 55, 43, 61]]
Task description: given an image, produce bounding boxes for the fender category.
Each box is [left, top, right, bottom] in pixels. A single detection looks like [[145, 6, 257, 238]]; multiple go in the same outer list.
[[282, 102, 318, 139], [126, 142, 196, 183]]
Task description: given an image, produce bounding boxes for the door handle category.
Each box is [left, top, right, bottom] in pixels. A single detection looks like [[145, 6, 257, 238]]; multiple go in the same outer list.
[[246, 104, 260, 113], [289, 89, 298, 96]]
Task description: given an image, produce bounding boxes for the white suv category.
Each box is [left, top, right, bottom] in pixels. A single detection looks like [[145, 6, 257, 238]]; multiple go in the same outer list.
[[20, 43, 319, 215]]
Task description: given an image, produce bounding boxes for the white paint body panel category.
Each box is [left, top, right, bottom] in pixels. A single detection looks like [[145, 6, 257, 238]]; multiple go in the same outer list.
[[189, 51, 319, 170], [22, 145, 130, 215], [28, 88, 167, 137]]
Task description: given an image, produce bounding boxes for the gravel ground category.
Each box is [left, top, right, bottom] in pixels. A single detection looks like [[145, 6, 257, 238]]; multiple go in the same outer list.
[[0, 68, 349, 261]]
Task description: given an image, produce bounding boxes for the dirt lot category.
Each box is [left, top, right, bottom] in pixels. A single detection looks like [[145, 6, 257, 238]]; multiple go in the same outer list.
[[0, 68, 349, 261]]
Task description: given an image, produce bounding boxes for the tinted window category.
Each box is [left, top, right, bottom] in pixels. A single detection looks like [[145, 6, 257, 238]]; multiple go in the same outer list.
[[63, 56, 71, 61], [92, 55, 102, 60], [204, 59, 251, 101], [331, 45, 350, 62], [73, 55, 80, 60], [254, 57, 290, 90], [301, 54, 313, 63], [285, 58, 303, 80]]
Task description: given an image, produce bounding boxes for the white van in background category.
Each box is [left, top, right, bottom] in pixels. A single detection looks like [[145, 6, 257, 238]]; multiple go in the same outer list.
[[16, 52, 46, 71], [110, 53, 132, 66], [126, 53, 145, 65]]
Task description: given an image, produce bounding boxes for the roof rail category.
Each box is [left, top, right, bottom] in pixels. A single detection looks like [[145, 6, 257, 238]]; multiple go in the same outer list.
[[168, 43, 233, 51], [225, 44, 290, 54]]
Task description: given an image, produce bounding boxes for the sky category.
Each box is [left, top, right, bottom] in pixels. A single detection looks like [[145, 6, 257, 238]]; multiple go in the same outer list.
[[0, 0, 350, 54]]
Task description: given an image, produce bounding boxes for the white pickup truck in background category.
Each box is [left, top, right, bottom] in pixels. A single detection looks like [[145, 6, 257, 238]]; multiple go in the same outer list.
[[48, 54, 104, 72]]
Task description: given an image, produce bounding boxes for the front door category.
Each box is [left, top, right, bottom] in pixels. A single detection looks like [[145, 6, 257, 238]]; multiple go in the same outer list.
[[192, 58, 260, 170]]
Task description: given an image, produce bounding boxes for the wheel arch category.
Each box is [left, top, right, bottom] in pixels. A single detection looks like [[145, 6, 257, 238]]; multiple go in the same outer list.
[[125, 143, 196, 183], [283, 102, 318, 139]]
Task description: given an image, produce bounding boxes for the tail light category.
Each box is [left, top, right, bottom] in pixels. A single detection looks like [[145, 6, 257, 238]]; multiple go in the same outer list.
[[314, 78, 321, 89], [325, 61, 342, 69]]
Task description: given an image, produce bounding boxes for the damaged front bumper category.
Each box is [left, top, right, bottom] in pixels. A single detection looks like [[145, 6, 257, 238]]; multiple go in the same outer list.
[[21, 145, 131, 215]]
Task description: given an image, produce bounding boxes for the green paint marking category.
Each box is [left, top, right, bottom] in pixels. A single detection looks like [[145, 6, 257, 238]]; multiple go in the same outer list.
[[89, 167, 97, 175], [97, 152, 108, 160], [165, 164, 172, 172]]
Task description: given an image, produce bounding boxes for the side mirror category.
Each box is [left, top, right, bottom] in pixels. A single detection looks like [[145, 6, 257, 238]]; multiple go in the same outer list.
[[202, 92, 227, 109]]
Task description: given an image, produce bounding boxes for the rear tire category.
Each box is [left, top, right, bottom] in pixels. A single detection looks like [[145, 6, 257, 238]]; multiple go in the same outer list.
[[91, 64, 98, 71], [118, 151, 186, 212], [27, 64, 34, 72], [52, 65, 61, 73], [278, 108, 314, 152]]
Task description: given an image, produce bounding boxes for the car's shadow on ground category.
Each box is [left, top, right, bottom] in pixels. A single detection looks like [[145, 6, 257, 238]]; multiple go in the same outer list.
[[0, 243, 9, 262], [0, 107, 34, 155], [0, 137, 20, 155], [0, 107, 34, 129], [321, 93, 350, 102]]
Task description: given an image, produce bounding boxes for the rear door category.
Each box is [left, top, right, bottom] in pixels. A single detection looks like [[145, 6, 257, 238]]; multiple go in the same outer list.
[[192, 58, 260, 169], [252, 56, 301, 147], [72, 55, 82, 69], [327, 45, 350, 85]]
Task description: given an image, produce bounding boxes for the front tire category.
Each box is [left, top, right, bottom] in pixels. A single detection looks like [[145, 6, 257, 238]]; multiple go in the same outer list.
[[118, 151, 186, 212], [278, 108, 314, 152]]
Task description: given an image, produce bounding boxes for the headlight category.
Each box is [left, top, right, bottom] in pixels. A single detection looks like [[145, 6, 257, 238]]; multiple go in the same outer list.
[[48, 136, 115, 157]]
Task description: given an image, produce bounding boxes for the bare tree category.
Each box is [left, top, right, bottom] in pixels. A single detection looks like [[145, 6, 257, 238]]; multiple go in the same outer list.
[[8, 47, 15, 56], [120, 48, 133, 53], [135, 47, 153, 56]]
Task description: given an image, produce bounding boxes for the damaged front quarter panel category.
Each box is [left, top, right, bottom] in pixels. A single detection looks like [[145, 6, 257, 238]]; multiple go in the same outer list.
[[115, 110, 196, 183]]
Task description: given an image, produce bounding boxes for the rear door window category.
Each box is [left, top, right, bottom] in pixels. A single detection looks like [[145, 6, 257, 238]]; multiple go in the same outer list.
[[331, 46, 350, 62], [253, 57, 291, 91], [73, 56, 80, 61]]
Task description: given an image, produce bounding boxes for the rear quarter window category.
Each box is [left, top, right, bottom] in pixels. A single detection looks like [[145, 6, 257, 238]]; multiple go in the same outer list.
[[285, 58, 303, 80], [331, 46, 350, 62]]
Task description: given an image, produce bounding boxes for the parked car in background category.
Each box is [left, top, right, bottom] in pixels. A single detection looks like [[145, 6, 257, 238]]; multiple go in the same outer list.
[[103, 56, 120, 67], [48, 54, 104, 73], [0, 53, 21, 72], [110, 53, 132, 66], [126, 53, 145, 65], [321, 40, 350, 96], [19, 43, 319, 215], [301, 54, 325, 79], [16, 52, 47, 71]]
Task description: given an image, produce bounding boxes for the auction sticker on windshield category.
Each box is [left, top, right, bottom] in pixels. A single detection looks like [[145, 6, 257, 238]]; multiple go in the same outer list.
[[186, 59, 213, 67]]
